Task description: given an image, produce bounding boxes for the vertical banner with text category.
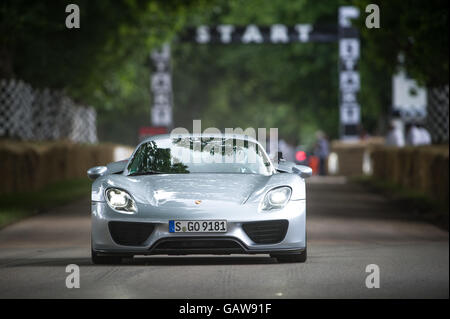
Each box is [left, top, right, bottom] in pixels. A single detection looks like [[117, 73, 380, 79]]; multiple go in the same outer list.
[[150, 44, 173, 129], [339, 6, 361, 140]]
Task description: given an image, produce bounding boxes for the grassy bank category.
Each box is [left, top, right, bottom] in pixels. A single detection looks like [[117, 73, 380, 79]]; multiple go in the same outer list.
[[0, 178, 91, 229], [354, 176, 449, 230]]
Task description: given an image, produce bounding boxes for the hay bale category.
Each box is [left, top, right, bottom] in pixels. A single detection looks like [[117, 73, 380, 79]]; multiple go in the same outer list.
[[369, 144, 449, 204], [0, 140, 120, 194]]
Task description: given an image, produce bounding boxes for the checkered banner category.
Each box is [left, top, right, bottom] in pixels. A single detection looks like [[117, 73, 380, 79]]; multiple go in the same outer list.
[[0, 78, 97, 143], [427, 85, 449, 143]]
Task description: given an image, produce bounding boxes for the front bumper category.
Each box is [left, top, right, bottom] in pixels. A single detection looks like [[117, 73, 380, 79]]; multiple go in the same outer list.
[[91, 199, 306, 255]]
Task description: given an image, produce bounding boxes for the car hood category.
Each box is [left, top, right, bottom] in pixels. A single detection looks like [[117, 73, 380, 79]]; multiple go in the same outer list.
[[94, 172, 305, 208], [115, 173, 270, 206]]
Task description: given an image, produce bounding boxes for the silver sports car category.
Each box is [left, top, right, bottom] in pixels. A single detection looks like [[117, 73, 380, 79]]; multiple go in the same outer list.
[[87, 134, 312, 264]]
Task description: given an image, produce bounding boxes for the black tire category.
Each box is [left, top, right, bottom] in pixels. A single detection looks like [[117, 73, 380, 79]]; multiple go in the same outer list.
[[91, 249, 123, 265], [271, 248, 307, 263]]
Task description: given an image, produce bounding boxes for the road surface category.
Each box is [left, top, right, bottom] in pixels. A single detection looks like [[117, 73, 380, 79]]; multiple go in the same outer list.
[[0, 177, 448, 298]]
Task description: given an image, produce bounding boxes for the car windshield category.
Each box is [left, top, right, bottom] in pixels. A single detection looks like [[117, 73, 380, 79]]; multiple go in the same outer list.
[[126, 137, 273, 176]]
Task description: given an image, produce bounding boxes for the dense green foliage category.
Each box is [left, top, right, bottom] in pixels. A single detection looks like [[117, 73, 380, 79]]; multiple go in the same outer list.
[[0, 0, 447, 145], [172, 0, 388, 146], [355, 0, 448, 87], [0, 0, 208, 103]]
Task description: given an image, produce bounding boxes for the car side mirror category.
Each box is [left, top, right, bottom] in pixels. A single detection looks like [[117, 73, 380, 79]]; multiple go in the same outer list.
[[87, 166, 107, 180], [292, 165, 313, 179], [106, 159, 128, 174]]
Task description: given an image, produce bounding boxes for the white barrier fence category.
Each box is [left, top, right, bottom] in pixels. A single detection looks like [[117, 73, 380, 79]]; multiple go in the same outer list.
[[0, 79, 97, 143]]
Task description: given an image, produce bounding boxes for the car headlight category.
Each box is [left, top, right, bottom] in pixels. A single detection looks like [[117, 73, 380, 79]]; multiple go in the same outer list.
[[261, 186, 292, 210], [105, 188, 137, 213]]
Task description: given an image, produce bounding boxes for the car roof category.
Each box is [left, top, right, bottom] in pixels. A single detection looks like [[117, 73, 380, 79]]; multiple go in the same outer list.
[[141, 133, 260, 144]]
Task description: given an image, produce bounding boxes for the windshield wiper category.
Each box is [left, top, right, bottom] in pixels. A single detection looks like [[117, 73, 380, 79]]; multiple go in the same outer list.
[[128, 170, 163, 176]]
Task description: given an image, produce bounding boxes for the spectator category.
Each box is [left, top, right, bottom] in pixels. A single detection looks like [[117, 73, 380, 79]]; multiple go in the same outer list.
[[278, 139, 295, 162], [418, 124, 432, 145], [405, 122, 421, 146], [385, 120, 405, 147], [358, 125, 370, 140], [314, 131, 329, 176]]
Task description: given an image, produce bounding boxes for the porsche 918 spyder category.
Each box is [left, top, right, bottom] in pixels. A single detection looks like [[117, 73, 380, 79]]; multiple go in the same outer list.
[[88, 134, 312, 264]]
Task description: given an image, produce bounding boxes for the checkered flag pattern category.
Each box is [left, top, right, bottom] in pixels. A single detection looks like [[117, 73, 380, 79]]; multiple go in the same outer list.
[[0, 79, 97, 143], [426, 85, 449, 143]]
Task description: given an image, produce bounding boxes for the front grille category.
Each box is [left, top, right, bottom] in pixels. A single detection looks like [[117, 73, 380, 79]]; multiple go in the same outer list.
[[151, 237, 245, 254], [242, 220, 288, 244], [108, 221, 155, 246]]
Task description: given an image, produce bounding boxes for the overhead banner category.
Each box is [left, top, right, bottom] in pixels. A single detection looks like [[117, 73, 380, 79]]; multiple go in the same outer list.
[[151, 6, 361, 140], [180, 24, 338, 44]]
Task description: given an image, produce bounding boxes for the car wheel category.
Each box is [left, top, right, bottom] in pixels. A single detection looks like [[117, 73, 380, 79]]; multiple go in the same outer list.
[[91, 249, 123, 265], [271, 248, 307, 263]]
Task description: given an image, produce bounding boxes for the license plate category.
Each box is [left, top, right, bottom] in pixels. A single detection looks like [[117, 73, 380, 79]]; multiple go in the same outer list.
[[169, 220, 227, 233]]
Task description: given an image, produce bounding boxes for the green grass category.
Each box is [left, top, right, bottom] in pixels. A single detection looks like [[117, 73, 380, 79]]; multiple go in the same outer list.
[[353, 176, 448, 230], [0, 178, 91, 229]]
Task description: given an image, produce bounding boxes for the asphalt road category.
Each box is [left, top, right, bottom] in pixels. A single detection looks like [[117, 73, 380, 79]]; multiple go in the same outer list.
[[0, 176, 448, 298]]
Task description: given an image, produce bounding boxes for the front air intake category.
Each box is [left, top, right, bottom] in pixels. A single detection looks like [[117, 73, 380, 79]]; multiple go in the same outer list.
[[108, 221, 155, 246], [242, 220, 288, 244], [151, 237, 246, 255]]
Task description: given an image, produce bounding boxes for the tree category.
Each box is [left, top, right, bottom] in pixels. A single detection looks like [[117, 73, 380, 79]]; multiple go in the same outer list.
[[3, 0, 444, 145], [172, 0, 360, 145], [0, 0, 212, 104], [0, 0, 214, 144], [354, 0, 448, 87]]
